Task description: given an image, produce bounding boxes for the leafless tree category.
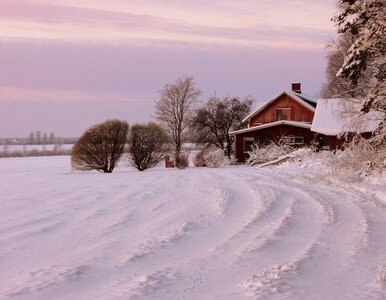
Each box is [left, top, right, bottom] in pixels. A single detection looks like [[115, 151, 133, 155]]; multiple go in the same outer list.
[[28, 132, 35, 144], [49, 132, 55, 144], [36, 131, 41, 145], [71, 119, 129, 173], [155, 76, 201, 165], [192, 96, 253, 158], [128, 122, 168, 171]]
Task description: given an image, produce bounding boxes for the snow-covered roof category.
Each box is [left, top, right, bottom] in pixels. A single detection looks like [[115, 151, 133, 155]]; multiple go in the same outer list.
[[242, 91, 317, 123], [230, 120, 312, 135], [311, 98, 381, 135]]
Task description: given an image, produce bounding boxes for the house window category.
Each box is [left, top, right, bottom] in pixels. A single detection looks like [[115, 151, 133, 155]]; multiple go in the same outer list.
[[286, 136, 304, 145], [243, 137, 255, 153], [293, 137, 304, 144], [276, 108, 291, 121]]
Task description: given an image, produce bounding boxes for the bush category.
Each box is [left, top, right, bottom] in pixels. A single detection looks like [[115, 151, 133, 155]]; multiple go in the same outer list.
[[193, 151, 206, 167], [71, 119, 129, 173], [335, 138, 386, 175], [128, 123, 168, 171], [176, 152, 189, 169], [246, 138, 293, 166], [194, 147, 231, 168]]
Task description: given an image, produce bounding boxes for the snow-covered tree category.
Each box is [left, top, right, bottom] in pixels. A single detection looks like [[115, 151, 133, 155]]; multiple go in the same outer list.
[[321, 32, 371, 98], [333, 0, 386, 144]]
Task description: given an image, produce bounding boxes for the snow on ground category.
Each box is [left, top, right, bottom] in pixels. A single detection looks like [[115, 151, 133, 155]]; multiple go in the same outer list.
[[0, 156, 386, 299]]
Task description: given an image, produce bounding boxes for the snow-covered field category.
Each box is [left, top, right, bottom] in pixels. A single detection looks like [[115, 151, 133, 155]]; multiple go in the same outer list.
[[2, 144, 73, 153], [1, 156, 386, 299]]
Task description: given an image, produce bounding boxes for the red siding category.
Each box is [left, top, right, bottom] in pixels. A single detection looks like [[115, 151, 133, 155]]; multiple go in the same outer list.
[[249, 94, 314, 126], [318, 132, 373, 151], [235, 125, 316, 163]]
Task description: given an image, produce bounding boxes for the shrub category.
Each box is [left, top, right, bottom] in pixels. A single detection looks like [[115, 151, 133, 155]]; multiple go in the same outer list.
[[176, 152, 189, 169], [128, 123, 168, 171], [71, 119, 129, 173], [194, 147, 231, 168], [247, 138, 293, 166], [193, 151, 206, 167], [335, 138, 386, 175]]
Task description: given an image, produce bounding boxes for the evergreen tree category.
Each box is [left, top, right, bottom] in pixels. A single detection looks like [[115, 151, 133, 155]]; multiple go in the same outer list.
[[333, 0, 386, 144]]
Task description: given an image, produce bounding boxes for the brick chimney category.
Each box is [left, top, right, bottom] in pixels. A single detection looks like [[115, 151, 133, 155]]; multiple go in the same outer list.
[[291, 82, 301, 94]]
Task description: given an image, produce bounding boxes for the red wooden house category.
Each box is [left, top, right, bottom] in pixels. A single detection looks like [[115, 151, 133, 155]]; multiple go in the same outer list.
[[231, 83, 317, 163]]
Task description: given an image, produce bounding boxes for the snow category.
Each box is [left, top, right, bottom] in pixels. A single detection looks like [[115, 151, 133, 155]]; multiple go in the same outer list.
[[311, 98, 381, 135], [4, 144, 73, 152], [1, 156, 386, 299]]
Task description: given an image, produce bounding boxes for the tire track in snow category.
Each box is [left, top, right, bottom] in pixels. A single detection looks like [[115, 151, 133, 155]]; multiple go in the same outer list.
[[1, 158, 385, 300], [238, 171, 372, 300]]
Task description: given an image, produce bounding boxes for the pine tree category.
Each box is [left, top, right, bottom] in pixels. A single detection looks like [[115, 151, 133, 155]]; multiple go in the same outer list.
[[333, 0, 386, 144]]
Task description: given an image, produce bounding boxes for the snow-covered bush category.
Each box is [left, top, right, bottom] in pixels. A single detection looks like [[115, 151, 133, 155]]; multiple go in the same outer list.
[[203, 149, 231, 168], [246, 139, 293, 166], [193, 148, 231, 168], [377, 266, 386, 284], [335, 139, 385, 175], [193, 150, 206, 167], [280, 138, 385, 176], [176, 152, 189, 169]]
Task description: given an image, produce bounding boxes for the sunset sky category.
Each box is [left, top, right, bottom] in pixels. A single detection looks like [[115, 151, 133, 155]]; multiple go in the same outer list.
[[0, 0, 337, 137]]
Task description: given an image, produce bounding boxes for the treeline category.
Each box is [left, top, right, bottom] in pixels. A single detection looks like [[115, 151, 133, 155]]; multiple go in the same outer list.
[[0, 132, 75, 158], [0, 134, 76, 146], [0, 147, 72, 158]]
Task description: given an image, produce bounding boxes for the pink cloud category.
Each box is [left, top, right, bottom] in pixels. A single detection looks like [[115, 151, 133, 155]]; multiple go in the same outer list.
[[0, 0, 335, 49]]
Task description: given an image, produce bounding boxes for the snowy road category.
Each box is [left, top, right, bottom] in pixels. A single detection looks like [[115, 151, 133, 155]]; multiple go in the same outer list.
[[1, 156, 386, 299]]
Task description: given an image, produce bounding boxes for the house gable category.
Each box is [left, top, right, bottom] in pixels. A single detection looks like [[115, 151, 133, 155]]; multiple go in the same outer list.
[[244, 91, 316, 127]]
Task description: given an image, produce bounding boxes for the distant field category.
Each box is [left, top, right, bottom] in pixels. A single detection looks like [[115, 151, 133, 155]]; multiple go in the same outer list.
[[0, 144, 73, 157]]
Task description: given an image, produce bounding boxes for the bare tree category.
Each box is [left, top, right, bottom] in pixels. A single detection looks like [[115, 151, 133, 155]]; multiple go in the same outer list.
[[49, 132, 55, 144], [28, 132, 35, 144], [71, 119, 129, 173], [155, 76, 201, 165], [128, 122, 168, 171], [36, 131, 41, 145], [192, 96, 253, 158]]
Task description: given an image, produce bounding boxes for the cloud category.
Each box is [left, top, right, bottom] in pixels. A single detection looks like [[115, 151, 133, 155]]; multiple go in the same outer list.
[[0, 87, 115, 103], [0, 0, 335, 49]]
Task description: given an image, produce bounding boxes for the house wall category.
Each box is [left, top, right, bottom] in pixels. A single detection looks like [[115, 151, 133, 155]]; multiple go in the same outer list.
[[235, 125, 316, 163], [249, 94, 314, 126], [318, 132, 373, 151]]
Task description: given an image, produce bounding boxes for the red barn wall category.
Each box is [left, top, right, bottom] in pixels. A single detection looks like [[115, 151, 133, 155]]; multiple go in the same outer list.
[[235, 125, 316, 163]]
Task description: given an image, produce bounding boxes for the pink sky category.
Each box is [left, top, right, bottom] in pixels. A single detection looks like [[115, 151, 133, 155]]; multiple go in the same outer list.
[[0, 0, 337, 137]]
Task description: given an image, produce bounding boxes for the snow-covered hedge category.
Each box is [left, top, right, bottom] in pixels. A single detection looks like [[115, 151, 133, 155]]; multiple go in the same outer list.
[[194, 148, 231, 168], [282, 139, 385, 176], [246, 140, 293, 166], [335, 140, 385, 175]]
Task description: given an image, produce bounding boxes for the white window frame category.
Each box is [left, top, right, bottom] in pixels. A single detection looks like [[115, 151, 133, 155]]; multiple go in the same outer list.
[[286, 136, 304, 145]]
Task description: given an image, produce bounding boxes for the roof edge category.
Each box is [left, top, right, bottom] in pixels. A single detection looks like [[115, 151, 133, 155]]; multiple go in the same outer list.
[[230, 120, 312, 135]]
